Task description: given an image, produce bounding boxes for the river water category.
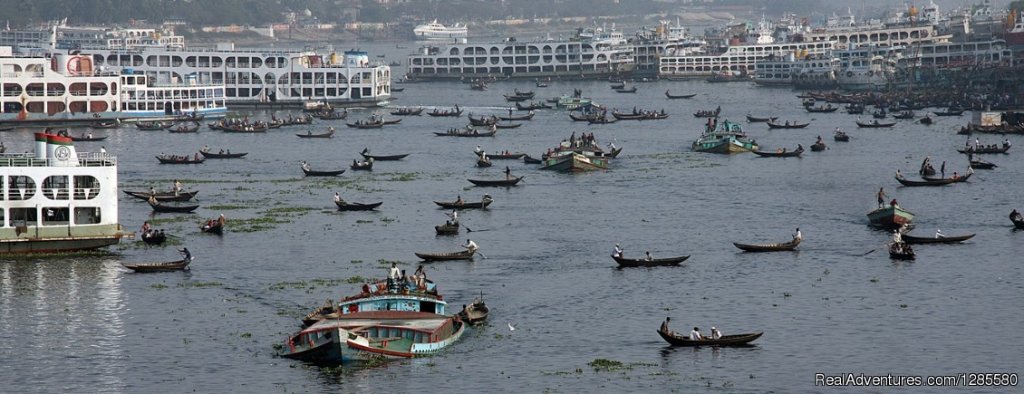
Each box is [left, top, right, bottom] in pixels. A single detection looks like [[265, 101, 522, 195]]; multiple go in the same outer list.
[[1, 44, 1022, 393]]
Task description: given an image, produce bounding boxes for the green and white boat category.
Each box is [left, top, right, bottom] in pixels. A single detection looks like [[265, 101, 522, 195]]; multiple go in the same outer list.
[[692, 122, 758, 154]]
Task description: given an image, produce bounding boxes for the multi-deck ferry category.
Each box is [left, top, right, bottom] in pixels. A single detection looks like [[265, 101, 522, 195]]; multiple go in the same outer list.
[[0, 133, 125, 253], [413, 20, 468, 42]]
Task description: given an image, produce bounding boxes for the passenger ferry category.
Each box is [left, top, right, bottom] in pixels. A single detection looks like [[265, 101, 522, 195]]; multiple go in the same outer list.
[[0, 133, 125, 253], [630, 21, 707, 76], [413, 20, 468, 42], [659, 41, 832, 79], [1, 49, 225, 125], [406, 30, 634, 80]]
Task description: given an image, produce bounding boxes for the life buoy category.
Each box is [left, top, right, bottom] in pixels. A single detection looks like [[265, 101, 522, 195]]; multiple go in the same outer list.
[[846, 71, 854, 77]]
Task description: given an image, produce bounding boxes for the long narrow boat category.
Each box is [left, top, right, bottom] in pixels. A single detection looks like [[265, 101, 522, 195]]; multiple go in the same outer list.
[[148, 201, 200, 213], [766, 121, 810, 129], [523, 155, 542, 164], [856, 120, 896, 128], [733, 237, 801, 252], [665, 90, 696, 99], [515, 101, 551, 111], [969, 159, 996, 169], [657, 330, 763, 347], [136, 121, 170, 130], [902, 233, 975, 244], [360, 152, 409, 161], [433, 197, 493, 210], [124, 190, 199, 202], [390, 107, 424, 116], [612, 255, 690, 268], [895, 173, 971, 187], [156, 155, 205, 164], [745, 114, 776, 122], [957, 145, 1010, 154], [70, 135, 108, 142], [168, 123, 200, 133], [751, 147, 803, 157], [122, 259, 191, 273], [433, 129, 497, 137], [302, 168, 346, 177], [415, 249, 476, 261], [346, 121, 384, 129], [200, 151, 248, 159], [427, 108, 463, 117], [335, 201, 383, 211], [499, 111, 534, 121], [297, 129, 335, 138], [495, 122, 522, 129], [467, 176, 523, 187]]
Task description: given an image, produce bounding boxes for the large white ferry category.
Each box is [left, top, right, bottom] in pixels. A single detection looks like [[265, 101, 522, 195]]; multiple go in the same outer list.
[[406, 30, 634, 80], [0, 133, 125, 253], [1, 48, 226, 125], [659, 41, 832, 79], [413, 20, 468, 42]]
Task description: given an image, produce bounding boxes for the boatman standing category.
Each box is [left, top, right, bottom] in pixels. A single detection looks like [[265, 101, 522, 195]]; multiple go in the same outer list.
[[179, 247, 192, 262], [877, 187, 887, 208], [463, 239, 479, 253], [388, 262, 400, 281], [504, 166, 512, 180]]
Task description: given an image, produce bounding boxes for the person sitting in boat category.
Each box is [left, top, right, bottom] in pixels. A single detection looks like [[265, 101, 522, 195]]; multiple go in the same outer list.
[[1004, 139, 1011, 149], [689, 327, 703, 341], [414, 265, 426, 288], [660, 317, 672, 334], [217, 214, 226, 227], [141, 221, 152, 235], [892, 229, 903, 244], [463, 239, 479, 253], [816, 135, 823, 144], [150, 186, 157, 195], [448, 209, 459, 224], [711, 326, 722, 340], [644, 251, 653, 261], [895, 169, 904, 179], [301, 161, 311, 172], [612, 244, 623, 258], [794, 228, 802, 241], [174, 179, 183, 196], [935, 229, 945, 238], [201, 145, 210, 153], [890, 199, 899, 209], [1011, 209, 1023, 222], [950, 171, 959, 180], [148, 194, 159, 206], [334, 192, 343, 204], [179, 247, 192, 262], [398, 269, 409, 289]]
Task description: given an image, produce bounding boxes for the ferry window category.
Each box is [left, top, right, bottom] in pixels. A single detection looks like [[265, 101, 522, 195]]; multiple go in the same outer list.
[[0, 209, 3, 225], [74, 207, 101, 225], [73, 176, 100, 200], [43, 176, 70, 200], [7, 176, 35, 200], [42, 207, 70, 226], [8, 208, 36, 227]]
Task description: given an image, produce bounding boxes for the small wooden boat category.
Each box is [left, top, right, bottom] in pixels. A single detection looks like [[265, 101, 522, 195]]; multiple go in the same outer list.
[[1012, 214, 1024, 229], [745, 114, 776, 123], [733, 237, 801, 252], [434, 197, 493, 210], [390, 107, 423, 116], [468, 176, 523, 187], [834, 131, 850, 142], [433, 128, 497, 137], [610, 82, 625, 89], [345, 121, 384, 129], [156, 155, 205, 164], [350, 160, 373, 171], [893, 110, 916, 119], [665, 90, 696, 99], [415, 249, 476, 261], [805, 105, 838, 113], [302, 167, 345, 177], [200, 150, 248, 159], [70, 134, 108, 142], [612, 254, 690, 268], [515, 101, 552, 111], [889, 242, 915, 260], [391, 86, 404, 91], [360, 152, 409, 161], [751, 147, 803, 158], [122, 258, 191, 273], [895, 173, 970, 187], [456, 298, 489, 325], [969, 159, 996, 169], [614, 86, 638, 93], [856, 120, 896, 128], [657, 329, 763, 347], [435, 222, 459, 235], [168, 123, 200, 133], [201, 220, 224, 235], [476, 157, 492, 168], [477, 151, 525, 160], [919, 116, 934, 125], [499, 111, 534, 121], [124, 190, 199, 202], [381, 118, 402, 125], [468, 114, 499, 126], [141, 231, 166, 245], [313, 110, 348, 120], [867, 205, 915, 229], [297, 129, 334, 138], [90, 121, 119, 129], [957, 145, 1010, 154], [810, 142, 827, 152], [933, 108, 964, 116], [902, 233, 974, 244], [767, 121, 810, 129], [335, 201, 383, 211], [427, 107, 463, 117], [495, 122, 522, 129], [693, 108, 721, 118], [523, 155, 542, 164], [148, 200, 200, 213]]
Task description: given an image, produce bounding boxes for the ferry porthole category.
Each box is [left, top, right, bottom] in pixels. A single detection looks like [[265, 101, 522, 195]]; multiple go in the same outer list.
[[846, 71, 853, 77]]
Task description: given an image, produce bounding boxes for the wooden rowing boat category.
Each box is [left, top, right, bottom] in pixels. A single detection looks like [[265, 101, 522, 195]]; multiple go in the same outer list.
[[297, 129, 334, 138], [360, 152, 409, 161], [612, 255, 690, 268], [433, 197, 493, 210], [665, 90, 696, 99], [902, 233, 975, 244], [657, 329, 762, 347], [124, 190, 198, 202], [467, 176, 523, 187], [335, 201, 383, 211], [435, 222, 459, 235], [856, 120, 896, 128], [895, 173, 970, 187], [414, 249, 476, 261], [302, 167, 345, 177], [456, 298, 489, 325], [733, 237, 800, 252], [148, 200, 199, 213], [752, 147, 803, 157], [766, 121, 810, 129], [200, 151, 248, 159], [123, 258, 191, 272]]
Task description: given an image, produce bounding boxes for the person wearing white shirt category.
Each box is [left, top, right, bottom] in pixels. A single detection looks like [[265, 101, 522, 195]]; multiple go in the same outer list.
[[388, 263, 400, 280], [711, 326, 722, 340], [935, 229, 944, 238], [794, 228, 802, 240], [612, 244, 623, 258], [892, 230, 902, 243], [463, 239, 478, 252], [689, 327, 703, 341]]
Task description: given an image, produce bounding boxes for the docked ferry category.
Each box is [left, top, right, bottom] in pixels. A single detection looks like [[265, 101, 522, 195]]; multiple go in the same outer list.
[[406, 29, 634, 80], [0, 133, 125, 253], [0, 49, 226, 125], [413, 20, 468, 41]]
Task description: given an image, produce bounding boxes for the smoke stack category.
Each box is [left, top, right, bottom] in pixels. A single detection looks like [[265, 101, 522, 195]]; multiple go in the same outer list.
[[46, 134, 78, 167], [34, 133, 47, 159]]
